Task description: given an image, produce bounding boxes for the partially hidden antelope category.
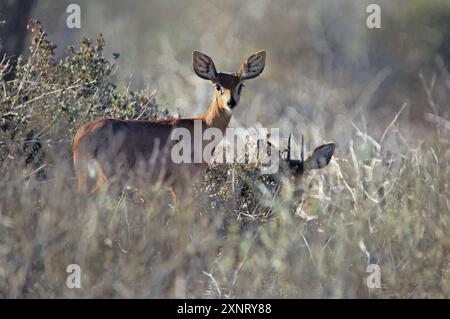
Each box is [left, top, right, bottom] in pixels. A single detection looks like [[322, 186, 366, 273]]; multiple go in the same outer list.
[[71, 50, 266, 201], [279, 134, 335, 185], [236, 134, 335, 206]]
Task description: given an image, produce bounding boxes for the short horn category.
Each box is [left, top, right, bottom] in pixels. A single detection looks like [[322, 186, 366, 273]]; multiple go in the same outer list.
[[287, 133, 291, 161], [301, 135, 304, 163]]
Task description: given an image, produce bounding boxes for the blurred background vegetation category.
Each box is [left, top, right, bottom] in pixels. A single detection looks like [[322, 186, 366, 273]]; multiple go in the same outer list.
[[0, 0, 448, 298], [2, 0, 449, 141]]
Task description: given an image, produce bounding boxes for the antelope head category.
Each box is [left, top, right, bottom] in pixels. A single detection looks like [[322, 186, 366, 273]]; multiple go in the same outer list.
[[284, 134, 335, 183], [193, 50, 266, 111]]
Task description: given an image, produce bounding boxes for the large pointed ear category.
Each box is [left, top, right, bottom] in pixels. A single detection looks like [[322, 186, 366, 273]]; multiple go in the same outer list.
[[306, 143, 335, 170], [193, 51, 218, 81], [238, 50, 266, 80]]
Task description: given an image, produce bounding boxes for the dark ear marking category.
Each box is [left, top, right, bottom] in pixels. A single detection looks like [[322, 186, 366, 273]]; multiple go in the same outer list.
[[193, 51, 218, 81], [238, 50, 266, 80]]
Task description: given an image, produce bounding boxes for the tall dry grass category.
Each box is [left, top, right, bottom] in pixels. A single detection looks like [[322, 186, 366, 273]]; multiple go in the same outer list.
[[0, 19, 449, 298]]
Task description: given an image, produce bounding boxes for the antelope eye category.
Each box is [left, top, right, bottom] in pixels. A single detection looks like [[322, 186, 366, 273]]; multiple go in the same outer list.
[[237, 83, 245, 95], [215, 84, 222, 93]]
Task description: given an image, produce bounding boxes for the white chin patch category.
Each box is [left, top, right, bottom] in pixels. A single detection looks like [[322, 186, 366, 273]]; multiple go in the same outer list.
[[223, 106, 233, 113]]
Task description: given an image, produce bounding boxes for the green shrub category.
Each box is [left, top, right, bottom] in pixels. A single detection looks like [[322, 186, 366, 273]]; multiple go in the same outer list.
[[0, 20, 448, 298], [0, 19, 168, 167]]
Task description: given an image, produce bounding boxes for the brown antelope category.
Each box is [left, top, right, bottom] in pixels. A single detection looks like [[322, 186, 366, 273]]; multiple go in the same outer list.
[[213, 134, 335, 222], [71, 50, 266, 201], [250, 133, 335, 199], [239, 134, 335, 209]]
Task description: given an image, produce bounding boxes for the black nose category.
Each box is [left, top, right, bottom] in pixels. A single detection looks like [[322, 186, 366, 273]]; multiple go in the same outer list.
[[227, 99, 236, 108]]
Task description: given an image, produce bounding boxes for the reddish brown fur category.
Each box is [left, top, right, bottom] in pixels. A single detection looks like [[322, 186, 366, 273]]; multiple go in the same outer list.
[[72, 50, 266, 201], [71, 106, 231, 197]]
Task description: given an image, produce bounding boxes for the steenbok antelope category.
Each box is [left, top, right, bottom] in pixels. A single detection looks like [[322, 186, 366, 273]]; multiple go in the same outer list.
[[209, 134, 335, 220], [280, 134, 335, 184], [254, 133, 335, 192], [241, 134, 335, 208], [71, 50, 266, 200]]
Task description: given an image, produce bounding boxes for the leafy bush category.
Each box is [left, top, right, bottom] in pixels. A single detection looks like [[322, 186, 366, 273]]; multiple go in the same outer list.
[[0, 19, 168, 167], [0, 21, 448, 298]]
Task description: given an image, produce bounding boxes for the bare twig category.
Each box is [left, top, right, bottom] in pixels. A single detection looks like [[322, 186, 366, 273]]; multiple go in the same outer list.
[[419, 72, 439, 115], [202, 271, 222, 298], [300, 233, 316, 266], [380, 102, 408, 144], [425, 113, 450, 131], [352, 122, 381, 152], [13, 80, 90, 110]]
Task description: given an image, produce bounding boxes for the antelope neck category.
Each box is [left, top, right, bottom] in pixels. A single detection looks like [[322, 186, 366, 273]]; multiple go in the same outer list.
[[198, 95, 233, 134]]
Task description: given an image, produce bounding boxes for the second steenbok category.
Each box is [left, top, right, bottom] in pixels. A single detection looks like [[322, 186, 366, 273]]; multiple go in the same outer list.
[[72, 50, 266, 199]]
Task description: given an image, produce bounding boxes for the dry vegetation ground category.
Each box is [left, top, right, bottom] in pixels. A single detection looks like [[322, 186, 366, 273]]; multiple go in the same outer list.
[[0, 20, 449, 298]]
